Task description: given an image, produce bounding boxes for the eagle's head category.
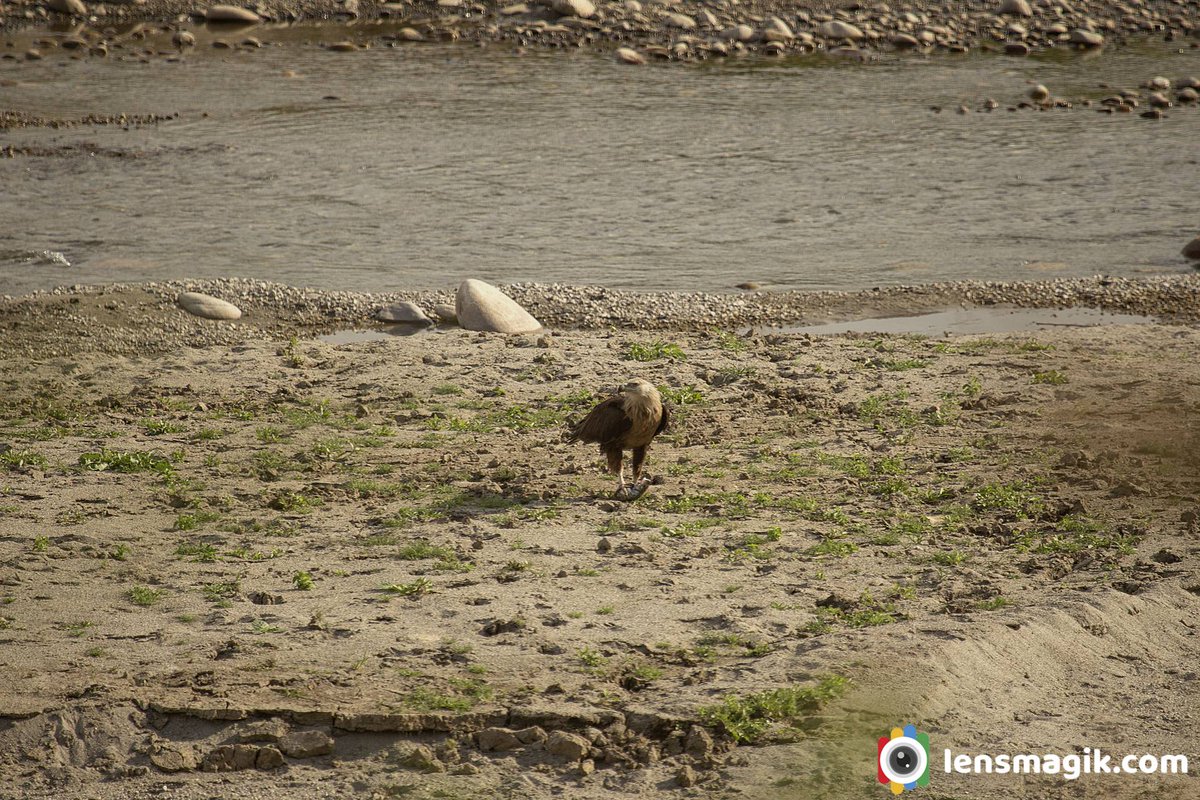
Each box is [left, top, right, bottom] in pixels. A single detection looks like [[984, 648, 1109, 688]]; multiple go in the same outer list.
[[619, 379, 659, 399]]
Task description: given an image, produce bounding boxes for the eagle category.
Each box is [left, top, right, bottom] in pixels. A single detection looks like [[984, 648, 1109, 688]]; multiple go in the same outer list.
[[568, 378, 669, 500]]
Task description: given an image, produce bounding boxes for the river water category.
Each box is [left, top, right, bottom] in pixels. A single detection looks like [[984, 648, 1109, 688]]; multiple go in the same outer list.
[[1, 24, 1197, 296]]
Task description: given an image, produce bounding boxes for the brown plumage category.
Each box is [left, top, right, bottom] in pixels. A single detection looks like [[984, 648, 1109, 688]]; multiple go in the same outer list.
[[568, 378, 669, 500]]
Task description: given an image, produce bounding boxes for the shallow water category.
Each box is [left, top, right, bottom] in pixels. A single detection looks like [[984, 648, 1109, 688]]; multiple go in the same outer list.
[[759, 306, 1157, 336], [1, 25, 1198, 296]]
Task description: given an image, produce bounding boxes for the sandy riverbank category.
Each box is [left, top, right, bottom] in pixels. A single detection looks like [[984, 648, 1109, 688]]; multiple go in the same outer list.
[[0, 291, 1196, 798], [2, 274, 1200, 358]]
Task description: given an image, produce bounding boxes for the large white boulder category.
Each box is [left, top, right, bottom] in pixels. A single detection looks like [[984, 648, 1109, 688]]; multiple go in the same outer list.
[[455, 280, 541, 334], [178, 291, 242, 320]]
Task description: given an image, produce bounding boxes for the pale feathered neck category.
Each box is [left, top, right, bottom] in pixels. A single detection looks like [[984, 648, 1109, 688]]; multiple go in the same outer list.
[[622, 388, 662, 422]]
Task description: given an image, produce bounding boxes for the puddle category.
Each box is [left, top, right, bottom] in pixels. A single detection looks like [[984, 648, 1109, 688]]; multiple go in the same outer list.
[[317, 324, 434, 344], [759, 306, 1158, 337]]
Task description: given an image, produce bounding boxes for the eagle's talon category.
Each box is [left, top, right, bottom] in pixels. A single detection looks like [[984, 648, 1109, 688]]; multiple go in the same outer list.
[[614, 482, 652, 501]]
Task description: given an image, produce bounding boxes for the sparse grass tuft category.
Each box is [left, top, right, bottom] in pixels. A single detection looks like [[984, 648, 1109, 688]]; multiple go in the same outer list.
[[626, 341, 686, 362], [1, 449, 49, 471], [699, 675, 849, 744], [79, 449, 173, 475], [1032, 370, 1068, 385], [382, 577, 433, 597], [128, 585, 164, 606]]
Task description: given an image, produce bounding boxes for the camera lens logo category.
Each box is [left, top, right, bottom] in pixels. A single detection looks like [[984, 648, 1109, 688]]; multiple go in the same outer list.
[[877, 724, 930, 794]]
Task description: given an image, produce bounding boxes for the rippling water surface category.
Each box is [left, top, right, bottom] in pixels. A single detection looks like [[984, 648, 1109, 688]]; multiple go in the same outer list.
[[1, 25, 1197, 295]]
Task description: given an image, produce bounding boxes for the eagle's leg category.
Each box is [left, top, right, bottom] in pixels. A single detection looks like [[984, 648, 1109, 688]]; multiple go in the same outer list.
[[624, 446, 652, 499], [606, 448, 630, 499]]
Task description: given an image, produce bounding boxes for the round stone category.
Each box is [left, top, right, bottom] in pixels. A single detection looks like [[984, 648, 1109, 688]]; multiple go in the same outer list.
[[1069, 29, 1104, 47], [818, 20, 865, 40], [615, 47, 646, 64], [376, 302, 432, 325], [177, 292, 242, 321], [205, 5, 262, 23], [998, 0, 1032, 14]]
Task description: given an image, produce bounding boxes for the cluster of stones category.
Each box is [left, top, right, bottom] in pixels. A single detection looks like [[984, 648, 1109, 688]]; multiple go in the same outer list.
[[3, 0, 1199, 62], [937, 74, 1200, 116], [471, 719, 718, 784], [0, 109, 176, 128]]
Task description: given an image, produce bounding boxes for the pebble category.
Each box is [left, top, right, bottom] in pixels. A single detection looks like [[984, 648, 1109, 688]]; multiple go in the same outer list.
[[818, 20, 864, 40], [376, 301, 432, 325], [177, 291, 243, 320], [1069, 29, 1104, 47], [664, 13, 696, 30], [1183, 237, 1200, 260], [205, 5, 262, 23], [46, 0, 86, 14], [552, 0, 595, 18], [1028, 84, 1050, 102], [615, 46, 646, 64], [998, 0, 1032, 16]]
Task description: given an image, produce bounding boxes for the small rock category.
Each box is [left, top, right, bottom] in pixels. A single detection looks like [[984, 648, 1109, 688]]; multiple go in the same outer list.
[[664, 12, 697, 29], [279, 730, 335, 758], [455, 279, 541, 334], [178, 292, 242, 320], [150, 747, 197, 772], [46, 0, 86, 14], [1182, 237, 1200, 260], [1151, 548, 1182, 564], [677, 764, 698, 787], [238, 718, 288, 743], [684, 725, 713, 757], [255, 747, 285, 770], [998, 0, 1032, 15], [615, 46, 646, 64], [432, 302, 458, 323], [552, 0, 594, 18], [514, 726, 547, 744], [477, 727, 523, 752], [202, 744, 259, 772], [376, 302, 432, 325], [172, 30, 195, 48], [546, 730, 591, 760], [399, 744, 445, 772], [1069, 29, 1104, 47], [579, 758, 596, 776], [817, 21, 864, 40], [1110, 480, 1147, 497], [205, 4, 261, 22], [1027, 84, 1050, 102], [736, 281, 759, 290]]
